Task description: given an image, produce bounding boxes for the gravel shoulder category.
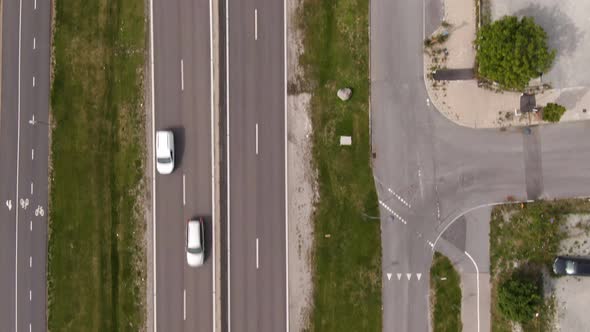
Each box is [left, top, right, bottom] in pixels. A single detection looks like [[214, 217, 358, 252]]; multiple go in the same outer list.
[[287, 0, 315, 330]]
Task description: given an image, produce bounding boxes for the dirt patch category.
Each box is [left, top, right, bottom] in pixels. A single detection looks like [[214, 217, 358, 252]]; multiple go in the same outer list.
[[287, 0, 315, 330]]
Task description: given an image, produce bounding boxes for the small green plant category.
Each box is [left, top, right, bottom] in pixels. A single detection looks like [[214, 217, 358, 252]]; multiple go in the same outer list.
[[542, 103, 566, 122], [497, 271, 542, 323]]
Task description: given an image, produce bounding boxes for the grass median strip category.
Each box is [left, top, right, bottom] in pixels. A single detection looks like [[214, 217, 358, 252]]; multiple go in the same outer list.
[[430, 252, 462, 332], [297, 0, 381, 330], [48, 0, 146, 330]]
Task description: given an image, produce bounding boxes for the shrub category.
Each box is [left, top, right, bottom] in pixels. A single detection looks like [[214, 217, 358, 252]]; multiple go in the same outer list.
[[497, 272, 542, 323], [542, 103, 566, 122], [475, 16, 555, 90]]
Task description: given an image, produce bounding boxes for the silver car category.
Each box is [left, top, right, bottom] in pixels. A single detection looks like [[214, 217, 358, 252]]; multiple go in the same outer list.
[[186, 218, 205, 267], [156, 130, 174, 174]]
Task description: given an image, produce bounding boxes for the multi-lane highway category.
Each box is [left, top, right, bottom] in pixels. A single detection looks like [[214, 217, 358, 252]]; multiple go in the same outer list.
[[371, 0, 590, 331], [151, 0, 216, 330], [0, 0, 50, 331], [225, 0, 287, 330]]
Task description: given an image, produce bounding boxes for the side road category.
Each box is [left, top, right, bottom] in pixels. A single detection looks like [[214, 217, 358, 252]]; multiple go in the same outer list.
[[435, 206, 493, 332]]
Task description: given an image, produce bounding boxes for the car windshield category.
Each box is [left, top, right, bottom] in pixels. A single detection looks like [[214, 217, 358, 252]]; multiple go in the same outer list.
[[566, 260, 576, 274], [157, 157, 172, 164], [188, 245, 203, 254]]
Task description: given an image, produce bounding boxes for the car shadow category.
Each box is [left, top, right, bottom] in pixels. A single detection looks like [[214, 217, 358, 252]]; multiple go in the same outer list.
[[167, 126, 185, 167]]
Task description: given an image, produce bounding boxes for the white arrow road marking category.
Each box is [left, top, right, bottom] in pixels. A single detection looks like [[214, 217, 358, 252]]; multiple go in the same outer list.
[[5, 200, 11, 211], [396, 273, 402, 280], [417, 273, 422, 281], [386, 273, 392, 280], [406, 273, 412, 280]]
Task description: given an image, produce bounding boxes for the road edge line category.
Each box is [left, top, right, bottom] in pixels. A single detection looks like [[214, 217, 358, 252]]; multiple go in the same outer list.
[[464, 251, 480, 332], [225, 0, 231, 328], [15, 1, 23, 330], [283, 0, 289, 327], [148, 0, 157, 328]]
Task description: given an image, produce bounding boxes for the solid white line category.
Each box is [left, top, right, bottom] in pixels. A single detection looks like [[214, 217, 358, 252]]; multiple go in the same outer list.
[[30, 182, 33, 195], [15, 1, 23, 330], [31, 149, 34, 160], [225, 0, 231, 327], [29, 256, 31, 268], [148, 0, 158, 327], [33, 37, 35, 50], [208, 0, 217, 328], [254, 9, 258, 41], [283, 0, 289, 326], [180, 59, 184, 91], [256, 238, 259, 269], [183, 289, 186, 321], [255, 123, 258, 155], [465, 251, 480, 332], [182, 174, 186, 206]]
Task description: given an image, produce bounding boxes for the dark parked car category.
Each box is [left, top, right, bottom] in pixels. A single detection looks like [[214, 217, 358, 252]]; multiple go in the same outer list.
[[553, 256, 590, 276]]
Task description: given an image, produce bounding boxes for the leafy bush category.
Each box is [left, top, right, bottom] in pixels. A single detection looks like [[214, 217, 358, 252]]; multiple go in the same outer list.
[[542, 103, 566, 122], [497, 272, 542, 323], [475, 16, 555, 90]]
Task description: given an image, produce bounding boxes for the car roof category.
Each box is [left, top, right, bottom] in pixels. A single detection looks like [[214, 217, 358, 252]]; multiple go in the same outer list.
[[156, 131, 171, 155], [187, 220, 202, 249]]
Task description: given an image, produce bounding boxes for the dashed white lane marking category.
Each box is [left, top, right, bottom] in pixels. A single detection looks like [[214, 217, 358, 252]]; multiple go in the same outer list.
[[255, 238, 259, 269], [427, 240, 434, 248], [29, 290, 31, 301], [33, 37, 35, 50], [378, 200, 407, 224], [29, 256, 31, 268], [32, 76, 35, 87], [386, 187, 410, 208], [183, 289, 186, 321], [30, 182, 33, 195], [30, 220, 32, 231], [180, 59, 184, 91], [255, 123, 258, 155], [31, 149, 34, 160], [426, 98, 430, 107], [254, 9, 258, 40], [34, 0, 37, 10], [29, 323, 31, 332], [182, 174, 186, 206]]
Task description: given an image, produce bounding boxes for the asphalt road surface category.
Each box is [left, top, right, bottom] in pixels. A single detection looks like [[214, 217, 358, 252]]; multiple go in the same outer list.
[[152, 0, 215, 330], [0, 0, 50, 331], [225, 0, 287, 329], [371, 0, 590, 331]]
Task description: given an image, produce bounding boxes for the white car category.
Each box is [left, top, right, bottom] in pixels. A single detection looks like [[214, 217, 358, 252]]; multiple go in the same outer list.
[[156, 130, 174, 174], [187, 218, 205, 267]]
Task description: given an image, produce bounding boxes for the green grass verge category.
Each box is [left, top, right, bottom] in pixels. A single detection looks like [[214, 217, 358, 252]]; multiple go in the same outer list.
[[430, 252, 462, 332], [297, 0, 381, 330], [48, 0, 146, 330], [489, 199, 590, 332]]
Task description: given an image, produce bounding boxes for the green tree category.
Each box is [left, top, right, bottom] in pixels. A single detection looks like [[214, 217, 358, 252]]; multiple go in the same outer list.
[[497, 272, 542, 323], [542, 103, 566, 122], [475, 16, 556, 90]]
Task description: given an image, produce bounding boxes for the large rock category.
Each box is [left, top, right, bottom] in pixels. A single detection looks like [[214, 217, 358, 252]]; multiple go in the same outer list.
[[337, 88, 352, 101]]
